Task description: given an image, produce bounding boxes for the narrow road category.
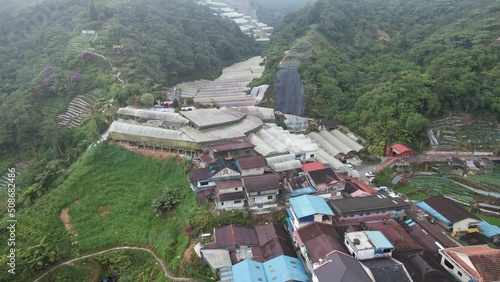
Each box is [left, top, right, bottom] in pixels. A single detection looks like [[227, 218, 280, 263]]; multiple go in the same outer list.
[[33, 246, 196, 282]]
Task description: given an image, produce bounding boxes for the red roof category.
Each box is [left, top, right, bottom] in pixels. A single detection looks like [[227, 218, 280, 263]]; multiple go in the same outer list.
[[391, 144, 413, 155], [301, 162, 325, 172]]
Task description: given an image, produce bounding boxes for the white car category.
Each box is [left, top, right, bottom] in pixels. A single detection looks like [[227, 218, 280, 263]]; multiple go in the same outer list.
[[345, 163, 353, 170], [365, 171, 376, 177]]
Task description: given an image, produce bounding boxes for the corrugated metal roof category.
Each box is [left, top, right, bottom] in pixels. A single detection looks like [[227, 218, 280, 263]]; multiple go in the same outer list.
[[290, 195, 334, 218], [479, 221, 500, 238], [200, 249, 232, 269], [263, 255, 309, 282], [290, 187, 317, 197], [365, 231, 394, 249], [108, 121, 195, 142], [415, 201, 452, 226], [232, 259, 266, 282], [235, 106, 275, 121]]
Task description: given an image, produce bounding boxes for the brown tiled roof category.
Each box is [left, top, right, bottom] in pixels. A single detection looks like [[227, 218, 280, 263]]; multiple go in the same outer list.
[[242, 174, 280, 193], [215, 179, 243, 190], [236, 155, 266, 169], [365, 220, 423, 253], [296, 222, 346, 262], [217, 191, 246, 202], [255, 224, 296, 260], [424, 195, 480, 223], [308, 168, 344, 186], [302, 162, 325, 172], [444, 245, 500, 282], [208, 142, 255, 152], [204, 224, 259, 249]]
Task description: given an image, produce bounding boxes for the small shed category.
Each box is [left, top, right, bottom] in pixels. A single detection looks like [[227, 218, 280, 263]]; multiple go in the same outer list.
[[385, 144, 413, 157]]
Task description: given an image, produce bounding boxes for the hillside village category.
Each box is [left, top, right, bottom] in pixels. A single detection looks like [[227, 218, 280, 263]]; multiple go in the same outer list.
[[105, 97, 500, 282]]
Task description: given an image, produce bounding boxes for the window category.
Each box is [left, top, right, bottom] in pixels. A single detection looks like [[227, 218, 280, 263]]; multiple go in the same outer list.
[[234, 200, 242, 204], [444, 259, 454, 270], [257, 192, 261, 195], [457, 271, 462, 277], [310, 154, 315, 158], [251, 198, 255, 202], [267, 195, 273, 200], [221, 202, 224, 206], [235, 188, 238, 191], [200, 181, 209, 186]]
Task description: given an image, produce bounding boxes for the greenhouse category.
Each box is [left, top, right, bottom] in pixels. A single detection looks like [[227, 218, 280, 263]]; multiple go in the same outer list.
[[117, 107, 189, 129], [319, 130, 355, 155], [108, 121, 199, 151], [308, 132, 342, 157], [247, 133, 277, 157], [330, 129, 365, 152]]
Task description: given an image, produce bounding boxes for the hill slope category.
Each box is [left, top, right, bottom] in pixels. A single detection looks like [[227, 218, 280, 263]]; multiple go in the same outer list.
[[260, 0, 500, 151]]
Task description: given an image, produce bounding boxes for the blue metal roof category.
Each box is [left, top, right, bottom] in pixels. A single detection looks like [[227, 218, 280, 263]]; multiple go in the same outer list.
[[365, 231, 394, 250], [479, 220, 500, 238], [290, 187, 317, 197], [416, 201, 452, 226], [289, 195, 333, 219], [263, 255, 310, 282], [232, 259, 266, 282]]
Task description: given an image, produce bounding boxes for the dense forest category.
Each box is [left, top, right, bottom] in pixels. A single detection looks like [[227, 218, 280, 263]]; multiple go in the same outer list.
[[248, 0, 316, 28], [258, 0, 500, 153]]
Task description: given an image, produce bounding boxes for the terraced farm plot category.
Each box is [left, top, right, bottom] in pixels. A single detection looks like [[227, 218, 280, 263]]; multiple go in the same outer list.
[[65, 33, 96, 58], [469, 170, 500, 189], [429, 115, 500, 153], [409, 176, 474, 203], [57, 89, 101, 128]]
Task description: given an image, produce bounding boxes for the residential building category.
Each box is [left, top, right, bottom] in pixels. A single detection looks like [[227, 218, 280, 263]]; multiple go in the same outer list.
[[207, 141, 255, 160], [328, 193, 410, 223], [188, 158, 241, 203], [293, 222, 346, 273], [231, 255, 310, 282], [287, 195, 334, 231], [201, 224, 296, 267], [439, 245, 500, 282], [313, 250, 375, 282], [416, 195, 482, 235], [385, 144, 413, 157], [243, 174, 280, 209], [344, 231, 394, 260], [214, 179, 246, 210], [235, 155, 267, 176], [362, 258, 413, 282], [306, 167, 345, 198]]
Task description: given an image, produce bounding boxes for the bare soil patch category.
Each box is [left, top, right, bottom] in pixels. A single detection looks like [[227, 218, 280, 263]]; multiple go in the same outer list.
[[75, 199, 82, 205], [98, 204, 111, 216], [60, 207, 78, 237]]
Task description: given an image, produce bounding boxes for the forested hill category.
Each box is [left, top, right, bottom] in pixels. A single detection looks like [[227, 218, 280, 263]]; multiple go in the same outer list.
[[0, 0, 256, 159], [260, 0, 500, 152]]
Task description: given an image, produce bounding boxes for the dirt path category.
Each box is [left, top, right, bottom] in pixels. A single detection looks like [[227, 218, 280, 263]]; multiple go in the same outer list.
[[33, 246, 196, 282]]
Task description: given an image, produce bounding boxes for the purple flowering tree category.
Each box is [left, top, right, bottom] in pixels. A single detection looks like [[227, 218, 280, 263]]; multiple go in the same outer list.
[[43, 66, 54, 77], [69, 72, 81, 84], [42, 78, 52, 90], [81, 51, 92, 60]]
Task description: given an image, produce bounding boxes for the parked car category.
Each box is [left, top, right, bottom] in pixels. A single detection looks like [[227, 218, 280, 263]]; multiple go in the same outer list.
[[377, 186, 388, 192], [345, 163, 354, 170], [365, 171, 376, 177]]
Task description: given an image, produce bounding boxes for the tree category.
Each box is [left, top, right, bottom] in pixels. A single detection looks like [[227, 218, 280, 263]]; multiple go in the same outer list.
[[140, 93, 154, 107], [152, 186, 180, 215], [88, 0, 98, 21]]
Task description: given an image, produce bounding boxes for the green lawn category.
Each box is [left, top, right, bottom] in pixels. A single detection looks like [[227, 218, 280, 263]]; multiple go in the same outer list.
[[395, 186, 416, 194], [409, 192, 427, 201], [477, 213, 500, 227]]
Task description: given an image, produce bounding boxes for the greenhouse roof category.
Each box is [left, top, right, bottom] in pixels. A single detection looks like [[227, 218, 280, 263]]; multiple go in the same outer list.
[[108, 121, 194, 142], [180, 107, 246, 129], [247, 133, 277, 157], [235, 106, 275, 121], [330, 129, 365, 152], [316, 149, 346, 171], [181, 114, 263, 144], [117, 107, 189, 124], [309, 132, 341, 157], [269, 160, 302, 172]]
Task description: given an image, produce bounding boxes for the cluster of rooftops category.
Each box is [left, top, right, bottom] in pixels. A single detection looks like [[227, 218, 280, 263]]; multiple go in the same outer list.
[[197, 194, 500, 282]]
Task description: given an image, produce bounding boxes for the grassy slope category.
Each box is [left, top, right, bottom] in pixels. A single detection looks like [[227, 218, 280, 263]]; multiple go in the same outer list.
[[0, 142, 206, 281]]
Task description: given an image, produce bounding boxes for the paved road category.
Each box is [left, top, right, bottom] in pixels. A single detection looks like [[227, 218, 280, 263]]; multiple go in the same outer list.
[[33, 246, 196, 282]]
